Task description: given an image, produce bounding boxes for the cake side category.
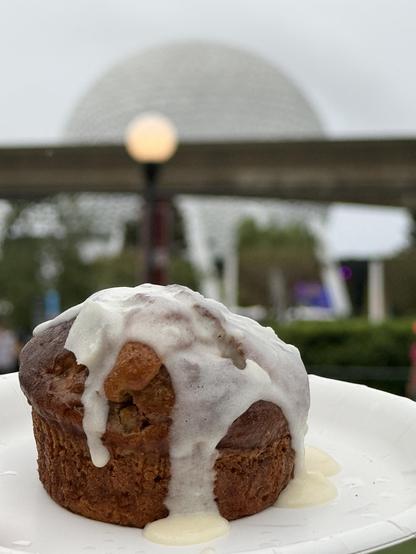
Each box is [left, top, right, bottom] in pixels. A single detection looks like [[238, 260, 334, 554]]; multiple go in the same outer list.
[[19, 320, 295, 527]]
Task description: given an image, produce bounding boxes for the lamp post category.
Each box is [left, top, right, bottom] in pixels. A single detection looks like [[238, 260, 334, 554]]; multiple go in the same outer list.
[[125, 113, 178, 284]]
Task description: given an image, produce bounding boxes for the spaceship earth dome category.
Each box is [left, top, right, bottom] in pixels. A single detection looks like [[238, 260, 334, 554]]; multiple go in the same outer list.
[[65, 41, 323, 142]]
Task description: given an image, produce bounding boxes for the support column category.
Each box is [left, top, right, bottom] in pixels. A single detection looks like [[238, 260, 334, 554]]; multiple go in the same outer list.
[[368, 260, 386, 323], [321, 261, 352, 317], [223, 237, 238, 308]]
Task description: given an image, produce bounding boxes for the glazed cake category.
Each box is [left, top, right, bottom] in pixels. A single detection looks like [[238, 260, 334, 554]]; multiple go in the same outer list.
[[19, 284, 309, 535]]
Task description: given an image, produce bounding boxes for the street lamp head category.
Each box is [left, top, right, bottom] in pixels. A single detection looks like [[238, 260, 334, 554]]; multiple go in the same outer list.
[[125, 112, 178, 164]]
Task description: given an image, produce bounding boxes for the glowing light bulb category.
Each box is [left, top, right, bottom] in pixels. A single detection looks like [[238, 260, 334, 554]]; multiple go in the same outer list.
[[125, 112, 178, 163]]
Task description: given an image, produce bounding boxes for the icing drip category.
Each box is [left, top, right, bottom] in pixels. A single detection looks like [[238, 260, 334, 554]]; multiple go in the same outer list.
[[34, 284, 309, 539], [304, 446, 340, 477], [275, 446, 340, 508], [143, 512, 229, 545]]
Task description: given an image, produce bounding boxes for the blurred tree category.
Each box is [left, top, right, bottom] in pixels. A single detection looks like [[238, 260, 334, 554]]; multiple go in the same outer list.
[[410, 210, 416, 245], [101, 201, 197, 290], [0, 196, 197, 332], [0, 197, 101, 331], [88, 247, 197, 292], [0, 233, 43, 331], [238, 219, 320, 309], [385, 247, 416, 316]]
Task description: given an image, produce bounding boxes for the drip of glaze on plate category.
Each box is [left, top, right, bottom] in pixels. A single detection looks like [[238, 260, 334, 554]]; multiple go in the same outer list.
[[34, 284, 310, 545], [276, 446, 340, 508], [143, 512, 228, 545]]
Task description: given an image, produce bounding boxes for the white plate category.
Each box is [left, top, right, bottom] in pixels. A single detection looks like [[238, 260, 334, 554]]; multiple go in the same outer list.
[[1, 372, 416, 554]]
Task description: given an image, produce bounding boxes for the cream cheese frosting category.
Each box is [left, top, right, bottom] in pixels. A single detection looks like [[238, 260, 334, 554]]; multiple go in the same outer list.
[[34, 284, 310, 541]]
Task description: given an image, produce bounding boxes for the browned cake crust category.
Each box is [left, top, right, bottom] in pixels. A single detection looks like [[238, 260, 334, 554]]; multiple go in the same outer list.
[[19, 320, 295, 528]]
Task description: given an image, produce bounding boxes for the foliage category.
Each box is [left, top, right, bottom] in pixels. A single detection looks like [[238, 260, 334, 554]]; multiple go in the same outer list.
[[0, 235, 44, 331], [385, 247, 416, 315], [0, 197, 197, 332], [270, 318, 413, 368], [88, 249, 198, 294], [0, 198, 97, 330], [238, 219, 320, 308], [168, 255, 199, 291], [268, 318, 415, 395], [384, 539, 416, 553]]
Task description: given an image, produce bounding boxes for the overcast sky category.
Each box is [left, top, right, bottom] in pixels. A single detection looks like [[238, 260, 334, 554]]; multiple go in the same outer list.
[[1, 0, 414, 258], [1, 0, 416, 144]]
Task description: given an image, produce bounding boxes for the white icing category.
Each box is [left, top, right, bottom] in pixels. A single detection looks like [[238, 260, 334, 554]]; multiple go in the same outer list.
[[34, 303, 83, 336], [304, 446, 340, 477], [276, 445, 340, 508], [143, 512, 228, 545], [276, 470, 337, 508], [34, 284, 309, 535]]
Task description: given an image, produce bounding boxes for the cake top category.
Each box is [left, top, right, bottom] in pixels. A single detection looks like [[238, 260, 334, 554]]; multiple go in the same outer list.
[[34, 284, 309, 519]]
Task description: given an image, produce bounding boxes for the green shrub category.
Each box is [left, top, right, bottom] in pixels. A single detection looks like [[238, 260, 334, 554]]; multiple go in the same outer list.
[[268, 319, 414, 395], [270, 319, 413, 367]]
